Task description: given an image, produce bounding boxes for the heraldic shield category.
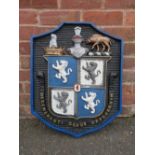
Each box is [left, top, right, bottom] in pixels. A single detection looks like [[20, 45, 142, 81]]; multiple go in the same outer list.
[[30, 22, 123, 137]]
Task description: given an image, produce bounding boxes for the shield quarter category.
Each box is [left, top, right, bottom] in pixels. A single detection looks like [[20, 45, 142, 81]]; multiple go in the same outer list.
[[31, 22, 123, 137]]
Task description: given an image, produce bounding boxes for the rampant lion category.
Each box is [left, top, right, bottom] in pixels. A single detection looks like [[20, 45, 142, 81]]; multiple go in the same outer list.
[[54, 92, 72, 113], [81, 92, 100, 114], [52, 60, 72, 83], [82, 62, 101, 84]]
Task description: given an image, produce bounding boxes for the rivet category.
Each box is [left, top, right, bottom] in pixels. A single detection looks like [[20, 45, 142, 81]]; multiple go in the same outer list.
[[53, 119, 57, 123], [44, 111, 48, 115], [57, 120, 61, 124], [49, 117, 53, 120], [105, 112, 108, 116], [109, 101, 113, 105], [46, 114, 50, 118], [102, 115, 105, 119], [42, 107, 46, 111], [106, 109, 111, 112], [95, 119, 99, 124], [91, 121, 95, 125], [79, 122, 84, 127], [110, 93, 114, 98], [83, 122, 87, 126], [68, 121, 72, 126], [108, 105, 112, 109], [40, 92, 44, 96], [99, 117, 102, 121], [41, 99, 44, 103], [72, 123, 76, 127], [75, 123, 79, 127]]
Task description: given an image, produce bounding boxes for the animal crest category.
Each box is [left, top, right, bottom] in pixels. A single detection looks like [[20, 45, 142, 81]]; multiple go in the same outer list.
[[54, 92, 72, 113], [81, 92, 100, 114], [52, 60, 72, 83], [49, 34, 57, 48], [87, 34, 112, 52], [82, 61, 101, 84]]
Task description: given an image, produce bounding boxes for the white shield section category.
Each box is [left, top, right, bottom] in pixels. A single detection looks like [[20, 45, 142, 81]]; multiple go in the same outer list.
[[80, 59, 104, 86], [51, 89, 75, 116]]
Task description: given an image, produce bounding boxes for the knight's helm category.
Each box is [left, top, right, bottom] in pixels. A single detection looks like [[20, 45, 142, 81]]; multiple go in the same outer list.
[[72, 26, 83, 43]]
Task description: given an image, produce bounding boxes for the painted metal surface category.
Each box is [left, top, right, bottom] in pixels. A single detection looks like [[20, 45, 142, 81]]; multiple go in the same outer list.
[[30, 22, 123, 137]]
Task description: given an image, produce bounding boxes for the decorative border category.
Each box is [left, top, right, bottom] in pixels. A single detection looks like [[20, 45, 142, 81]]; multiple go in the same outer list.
[[30, 22, 124, 138]]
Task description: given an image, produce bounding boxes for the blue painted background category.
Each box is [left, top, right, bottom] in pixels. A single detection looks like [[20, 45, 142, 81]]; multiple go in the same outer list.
[[77, 88, 105, 117], [48, 56, 77, 88]]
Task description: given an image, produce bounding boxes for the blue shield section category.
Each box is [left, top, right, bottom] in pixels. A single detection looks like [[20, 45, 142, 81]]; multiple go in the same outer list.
[[48, 56, 77, 88], [77, 88, 105, 118]]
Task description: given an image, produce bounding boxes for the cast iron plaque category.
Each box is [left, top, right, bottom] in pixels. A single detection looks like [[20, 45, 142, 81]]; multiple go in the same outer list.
[[30, 22, 123, 137]]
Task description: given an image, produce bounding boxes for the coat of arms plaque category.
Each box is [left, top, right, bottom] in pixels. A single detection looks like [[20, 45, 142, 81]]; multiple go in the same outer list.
[[30, 22, 123, 137]]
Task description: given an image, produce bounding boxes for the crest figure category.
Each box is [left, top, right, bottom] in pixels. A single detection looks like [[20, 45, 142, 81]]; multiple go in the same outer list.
[[81, 92, 100, 114], [52, 60, 72, 83], [53, 92, 72, 113]]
